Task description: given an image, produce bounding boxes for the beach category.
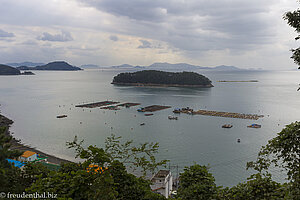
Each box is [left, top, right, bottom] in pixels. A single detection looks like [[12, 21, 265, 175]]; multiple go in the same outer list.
[[0, 113, 71, 165]]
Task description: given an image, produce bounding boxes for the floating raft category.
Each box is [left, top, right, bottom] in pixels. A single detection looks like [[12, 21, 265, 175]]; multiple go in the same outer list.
[[118, 103, 141, 108], [193, 110, 263, 120], [75, 101, 119, 108], [138, 105, 171, 112], [178, 108, 263, 120]]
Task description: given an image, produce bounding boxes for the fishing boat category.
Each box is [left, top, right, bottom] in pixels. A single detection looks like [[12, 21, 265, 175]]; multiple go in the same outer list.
[[247, 124, 261, 128], [168, 115, 178, 120], [144, 113, 154, 116], [222, 124, 233, 128], [56, 115, 67, 118]]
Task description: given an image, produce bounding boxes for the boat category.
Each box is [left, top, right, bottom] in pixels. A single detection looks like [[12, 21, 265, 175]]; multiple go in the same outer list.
[[237, 138, 241, 143], [168, 115, 178, 120], [144, 113, 154, 116], [247, 124, 261, 128], [56, 115, 67, 118], [173, 109, 181, 114], [222, 124, 233, 128], [140, 123, 145, 126], [137, 108, 145, 112]]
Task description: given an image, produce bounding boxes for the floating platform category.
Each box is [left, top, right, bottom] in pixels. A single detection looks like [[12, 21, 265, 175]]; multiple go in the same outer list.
[[175, 108, 263, 120], [75, 101, 119, 108], [138, 105, 171, 112], [118, 103, 141, 108], [100, 105, 120, 110]]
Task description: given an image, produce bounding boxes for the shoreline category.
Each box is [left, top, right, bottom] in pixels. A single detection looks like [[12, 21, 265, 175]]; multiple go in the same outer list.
[[112, 82, 214, 88], [0, 113, 71, 165]]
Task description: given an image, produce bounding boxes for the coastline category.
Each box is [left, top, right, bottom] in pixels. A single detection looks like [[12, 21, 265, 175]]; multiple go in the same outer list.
[[112, 82, 214, 88], [0, 113, 71, 165]]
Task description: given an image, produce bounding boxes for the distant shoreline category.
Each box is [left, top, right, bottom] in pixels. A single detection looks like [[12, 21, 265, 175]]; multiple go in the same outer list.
[[0, 113, 71, 165], [112, 82, 214, 88]]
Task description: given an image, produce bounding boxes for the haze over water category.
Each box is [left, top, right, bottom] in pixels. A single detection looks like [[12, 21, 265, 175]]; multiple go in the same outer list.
[[0, 69, 299, 186]]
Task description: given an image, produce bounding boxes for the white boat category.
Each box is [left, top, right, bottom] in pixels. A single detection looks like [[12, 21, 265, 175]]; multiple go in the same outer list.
[[168, 115, 178, 120]]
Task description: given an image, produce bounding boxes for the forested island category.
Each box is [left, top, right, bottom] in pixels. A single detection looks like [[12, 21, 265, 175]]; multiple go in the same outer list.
[[0, 64, 21, 75], [112, 70, 213, 87], [17, 61, 82, 71]]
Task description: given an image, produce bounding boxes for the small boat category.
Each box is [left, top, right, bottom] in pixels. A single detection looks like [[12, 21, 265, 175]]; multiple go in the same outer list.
[[137, 108, 145, 112], [247, 124, 261, 128], [56, 115, 67, 118], [222, 124, 233, 128], [144, 113, 153, 116], [168, 115, 178, 120], [140, 123, 145, 126], [173, 109, 181, 114], [237, 138, 241, 143]]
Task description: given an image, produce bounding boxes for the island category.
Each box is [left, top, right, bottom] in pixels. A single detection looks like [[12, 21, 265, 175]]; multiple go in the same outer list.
[[111, 70, 213, 87], [16, 61, 82, 71], [0, 64, 21, 75]]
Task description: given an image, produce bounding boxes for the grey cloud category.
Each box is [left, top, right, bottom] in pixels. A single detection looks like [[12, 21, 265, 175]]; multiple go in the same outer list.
[[109, 35, 118, 41], [138, 40, 152, 48], [37, 30, 73, 42], [80, 0, 279, 52], [0, 29, 15, 37]]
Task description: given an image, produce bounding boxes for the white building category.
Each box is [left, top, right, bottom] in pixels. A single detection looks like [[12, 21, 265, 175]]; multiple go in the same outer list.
[[19, 150, 37, 162], [151, 170, 173, 198]]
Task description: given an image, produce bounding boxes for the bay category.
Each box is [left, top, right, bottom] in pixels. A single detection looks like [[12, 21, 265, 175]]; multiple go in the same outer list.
[[0, 69, 299, 186]]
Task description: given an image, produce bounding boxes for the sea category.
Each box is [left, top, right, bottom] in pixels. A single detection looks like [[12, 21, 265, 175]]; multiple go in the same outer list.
[[0, 69, 299, 187]]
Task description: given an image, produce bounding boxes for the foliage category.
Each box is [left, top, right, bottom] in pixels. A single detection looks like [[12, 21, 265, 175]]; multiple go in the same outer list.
[[27, 134, 167, 199], [177, 164, 217, 200], [247, 121, 300, 198], [284, 6, 300, 66], [0, 126, 24, 193], [67, 134, 168, 176], [112, 70, 212, 86], [217, 174, 286, 200]]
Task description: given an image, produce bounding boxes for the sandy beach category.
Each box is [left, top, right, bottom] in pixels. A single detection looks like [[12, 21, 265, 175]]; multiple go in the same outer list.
[[0, 113, 71, 165]]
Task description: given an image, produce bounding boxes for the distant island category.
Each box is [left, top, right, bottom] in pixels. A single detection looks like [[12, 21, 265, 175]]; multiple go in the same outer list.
[[107, 62, 243, 71], [17, 61, 82, 71], [0, 64, 21, 75], [112, 70, 213, 87]]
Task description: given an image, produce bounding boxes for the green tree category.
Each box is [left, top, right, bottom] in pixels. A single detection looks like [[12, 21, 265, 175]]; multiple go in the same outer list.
[[217, 174, 286, 200], [177, 164, 217, 200], [27, 134, 167, 200], [0, 126, 25, 193], [247, 121, 300, 198], [284, 4, 300, 66]]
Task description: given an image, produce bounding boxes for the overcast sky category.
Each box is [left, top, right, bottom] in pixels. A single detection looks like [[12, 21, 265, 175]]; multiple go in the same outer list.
[[0, 0, 299, 69]]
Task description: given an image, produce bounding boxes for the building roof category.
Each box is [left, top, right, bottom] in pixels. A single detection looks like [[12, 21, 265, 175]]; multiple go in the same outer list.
[[7, 159, 25, 168], [20, 150, 37, 158], [152, 170, 171, 179]]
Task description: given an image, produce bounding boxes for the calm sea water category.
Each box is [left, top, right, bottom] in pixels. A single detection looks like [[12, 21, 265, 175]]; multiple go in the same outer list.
[[0, 69, 299, 186]]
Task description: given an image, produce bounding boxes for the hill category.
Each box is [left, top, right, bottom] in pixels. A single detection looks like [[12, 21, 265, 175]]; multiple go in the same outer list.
[[6, 62, 45, 67], [0, 64, 21, 75], [16, 61, 82, 71], [112, 70, 213, 87], [106, 62, 243, 71], [34, 61, 82, 71]]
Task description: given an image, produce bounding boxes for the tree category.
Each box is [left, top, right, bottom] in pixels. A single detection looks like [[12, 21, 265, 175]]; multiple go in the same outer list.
[[0, 126, 25, 193], [27, 134, 167, 199], [177, 164, 217, 200], [217, 174, 286, 200], [284, 4, 300, 66], [247, 121, 300, 198]]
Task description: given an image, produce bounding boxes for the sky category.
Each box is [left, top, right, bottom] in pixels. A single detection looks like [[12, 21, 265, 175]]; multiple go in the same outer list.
[[0, 0, 299, 70]]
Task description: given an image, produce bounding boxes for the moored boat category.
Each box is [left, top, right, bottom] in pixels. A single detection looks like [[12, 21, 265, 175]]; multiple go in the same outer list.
[[247, 124, 261, 128], [222, 124, 233, 128], [56, 115, 67, 118]]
